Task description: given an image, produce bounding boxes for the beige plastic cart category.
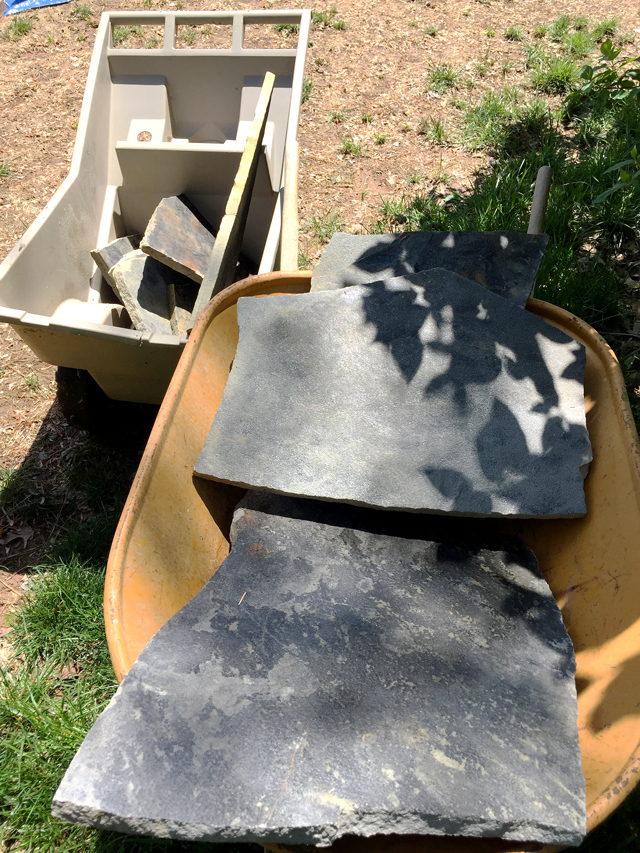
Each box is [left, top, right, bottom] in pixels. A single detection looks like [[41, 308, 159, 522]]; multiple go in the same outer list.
[[0, 9, 309, 405]]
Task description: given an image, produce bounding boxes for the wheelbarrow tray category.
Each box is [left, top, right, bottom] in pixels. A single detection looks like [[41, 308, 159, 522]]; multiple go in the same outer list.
[[105, 271, 640, 851]]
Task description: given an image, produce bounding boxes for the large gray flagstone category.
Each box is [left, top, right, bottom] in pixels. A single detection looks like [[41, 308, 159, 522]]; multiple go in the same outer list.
[[310, 231, 549, 307], [195, 269, 592, 518], [52, 493, 586, 847]]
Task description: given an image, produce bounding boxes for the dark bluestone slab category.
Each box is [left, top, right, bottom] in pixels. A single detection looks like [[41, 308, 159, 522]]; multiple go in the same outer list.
[[109, 250, 194, 335], [140, 195, 215, 283], [195, 269, 592, 518], [310, 231, 549, 307], [90, 235, 140, 290], [52, 493, 586, 847]]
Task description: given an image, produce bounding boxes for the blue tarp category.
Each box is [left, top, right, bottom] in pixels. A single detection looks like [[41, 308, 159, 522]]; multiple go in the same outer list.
[[4, 0, 71, 14]]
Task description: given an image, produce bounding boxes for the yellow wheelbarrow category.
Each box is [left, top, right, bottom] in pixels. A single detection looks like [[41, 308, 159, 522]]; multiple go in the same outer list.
[[105, 270, 640, 852]]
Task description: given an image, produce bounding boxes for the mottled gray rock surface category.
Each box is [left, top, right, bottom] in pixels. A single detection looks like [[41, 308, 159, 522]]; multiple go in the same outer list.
[[140, 195, 215, 283], [109, 250, 194, 335], [52, 493, 585, 847], [310, 231, 549, 307], [195, 270, 592, 517], [90, 235, 140, 289]]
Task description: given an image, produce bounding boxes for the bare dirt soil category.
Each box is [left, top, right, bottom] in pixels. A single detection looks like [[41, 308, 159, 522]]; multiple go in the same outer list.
[[0, 0, 638, 636]]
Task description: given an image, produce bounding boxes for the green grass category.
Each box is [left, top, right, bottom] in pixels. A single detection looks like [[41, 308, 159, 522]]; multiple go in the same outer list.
[[534, 23, 548, 38], [0, 15, 33, 41], [311, 7, 344, 29], [178, 27, 196, 44], [112, 25, 143, 46], [564, 30, 596, 57], [425, 62, 460, 94], [308, 209, 344, 243], [0, 162, 10, 178], [592, 17, 618, 40], [418, 116, 449, 144], [374, 131, 387, 144], [460, 87, 519, 149], [424, 23, 439, 36], [330, 109, 345, 123], [504, 25, 523, 41], [301, 76, 313, 104], [549, 14, 572, 42], [71, 3, 93, 22], [530, 51, 580, 93], [361, 112, 373, 123], [273, 22, 299, 33], [340, 137, 367, 157]]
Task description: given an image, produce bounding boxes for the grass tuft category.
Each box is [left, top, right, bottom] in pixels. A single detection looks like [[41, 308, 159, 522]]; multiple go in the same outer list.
[[71, 3, 93, 22], [504, 25, 523, 41], [301, 76, 313, 103], [418, 116, 449, 144], [308, 209, 344, 243], [592, 17, 618, 40], [530, 52, 580, 93], [340, 138, 367, 157], [549, 14, 572, 42], [0, 15, 33, 41], [425, 63, 460, 94], [564, 30, 596, 57]]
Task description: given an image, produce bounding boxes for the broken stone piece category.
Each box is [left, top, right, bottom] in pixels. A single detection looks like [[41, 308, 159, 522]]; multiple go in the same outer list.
[[109, 250, 193, 335], [90, 235, 141, 290], [310, 231, 549, 307], [195, 269, 592, 518], [52, 493, 586, 847], [140, 195, 215, 283]]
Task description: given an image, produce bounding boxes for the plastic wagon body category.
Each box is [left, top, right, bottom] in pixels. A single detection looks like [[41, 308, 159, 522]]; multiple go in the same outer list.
[[0, 9, 309, 403]]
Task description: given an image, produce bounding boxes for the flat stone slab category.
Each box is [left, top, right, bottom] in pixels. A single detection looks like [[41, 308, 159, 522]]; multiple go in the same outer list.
[[140, 195, 215, 283], [90, 235, 140, 290], [195, 269, 592, 518], [52, 493, 586, 847], [310, 231, 549, 307], [109, 250, 194, 335]]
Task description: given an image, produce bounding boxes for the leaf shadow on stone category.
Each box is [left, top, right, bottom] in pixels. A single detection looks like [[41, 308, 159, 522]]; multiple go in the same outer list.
[[358, 276, 587, 515], [320, 230, 548, 305]]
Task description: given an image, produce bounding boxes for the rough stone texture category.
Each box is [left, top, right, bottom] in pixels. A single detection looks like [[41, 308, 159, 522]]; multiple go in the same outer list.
[[310, 231, 549, 307], [195, 270, 592, 518], [109, 250, 194, 335], [52, 493, 586, 847], [140, 195, 215, 283], [90, 235, 140, 290]]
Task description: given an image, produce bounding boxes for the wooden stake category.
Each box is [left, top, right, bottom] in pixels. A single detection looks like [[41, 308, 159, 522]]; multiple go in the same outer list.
[[189, 72, 276, 328]]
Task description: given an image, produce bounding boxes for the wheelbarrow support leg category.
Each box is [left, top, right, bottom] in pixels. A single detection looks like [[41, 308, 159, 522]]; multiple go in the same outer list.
[[528, 165, 552, 235]]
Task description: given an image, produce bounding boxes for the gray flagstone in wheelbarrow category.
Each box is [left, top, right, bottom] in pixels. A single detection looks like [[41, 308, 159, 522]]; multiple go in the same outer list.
[[310, 231, 549, 307], [195, 269, 592, 518], [52, 494, 586, 847]]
